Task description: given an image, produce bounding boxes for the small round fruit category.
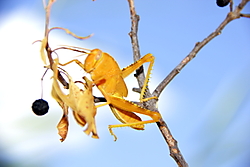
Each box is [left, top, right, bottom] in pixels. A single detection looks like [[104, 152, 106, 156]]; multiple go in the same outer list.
[[216, 0, 230, 7], [32, 99, 49, 116]]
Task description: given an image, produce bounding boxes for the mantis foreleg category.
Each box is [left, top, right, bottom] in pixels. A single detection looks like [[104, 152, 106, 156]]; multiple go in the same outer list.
[[121, 53, 156, 101]]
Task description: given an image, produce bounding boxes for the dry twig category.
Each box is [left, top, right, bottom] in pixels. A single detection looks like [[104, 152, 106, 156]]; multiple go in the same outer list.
[[42, 0, 106, 103], [127, 0, 249, 166], [127, 0, 188, 166], [42, 0, 69, 88], [153, 0, 250, 98]]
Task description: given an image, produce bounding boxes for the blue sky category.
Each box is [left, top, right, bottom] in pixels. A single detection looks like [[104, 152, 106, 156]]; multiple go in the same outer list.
[[0, 0, 250, 167]]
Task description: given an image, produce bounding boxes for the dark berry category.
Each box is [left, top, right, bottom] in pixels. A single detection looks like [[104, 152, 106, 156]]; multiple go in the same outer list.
[[32, 99, 49, 116], [216, 0, 230, 7]]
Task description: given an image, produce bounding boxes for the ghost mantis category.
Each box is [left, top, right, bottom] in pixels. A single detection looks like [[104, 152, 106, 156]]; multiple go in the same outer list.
[[59, 48, 162, 141], [39, 0, 161, 141], [51, 59, 99, 141]]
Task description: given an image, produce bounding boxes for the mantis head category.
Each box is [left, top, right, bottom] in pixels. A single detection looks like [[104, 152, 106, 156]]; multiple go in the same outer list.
[[84, 49, 103, 73]]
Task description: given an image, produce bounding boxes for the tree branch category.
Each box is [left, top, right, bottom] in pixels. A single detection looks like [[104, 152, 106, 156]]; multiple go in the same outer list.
[[127, 0, 188, 166], [127, 0, 147, 92], [43, 0, 106, 103], [156, 120, 188, 167], [240, 13, 250, 18], [42, 0, 70, 88], [153, 0, 250, 98]]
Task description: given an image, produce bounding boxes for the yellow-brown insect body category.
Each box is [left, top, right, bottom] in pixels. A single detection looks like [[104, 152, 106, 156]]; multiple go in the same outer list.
[[84, 49, 128, 97], [59, 48, 162, 140], [84, 49, 161, 139], [83, 49, 146, 131]]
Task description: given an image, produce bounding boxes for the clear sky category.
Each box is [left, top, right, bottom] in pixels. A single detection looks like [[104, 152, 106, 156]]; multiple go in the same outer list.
[[0, 0, 250, 167]]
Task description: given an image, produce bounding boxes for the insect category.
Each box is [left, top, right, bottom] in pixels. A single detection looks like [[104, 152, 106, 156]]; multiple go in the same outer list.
[[59, 48, 162, 141], [51, 59, 99, 141]]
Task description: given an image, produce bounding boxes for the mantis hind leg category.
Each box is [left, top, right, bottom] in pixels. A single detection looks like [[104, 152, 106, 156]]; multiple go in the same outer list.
[[102, 93, 161, 141], [121, 53, 156, 102], [109, 105, 145, 130], [109, 119, 158, 141]]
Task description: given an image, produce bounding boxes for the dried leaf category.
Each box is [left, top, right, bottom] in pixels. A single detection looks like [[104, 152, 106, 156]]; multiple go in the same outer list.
[[51, 59, 99, 139], [40, 38, 48, 65], [75, 76, 99, 139], [57, 104, 69, 142]]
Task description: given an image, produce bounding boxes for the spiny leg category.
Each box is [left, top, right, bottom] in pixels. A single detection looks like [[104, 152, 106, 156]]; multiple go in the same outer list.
[[100, 91, 161, 121], [95, 102, 110, 108], [121, 53, 156, 102], [109, 105, 145, 130], [101, 93, 161, 141], [109, 119, 159, 141]]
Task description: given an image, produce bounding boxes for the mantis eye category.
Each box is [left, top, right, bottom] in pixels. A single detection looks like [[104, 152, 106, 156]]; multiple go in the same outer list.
[[216, 0, 230, 7], [32, 99, 49, 116], [95, 53, 101, 61], [92, 49, 102, 61]]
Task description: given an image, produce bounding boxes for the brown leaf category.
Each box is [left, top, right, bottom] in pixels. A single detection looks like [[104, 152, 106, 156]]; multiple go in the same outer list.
[[57, 106, 69, 142], [52, 60, 99, 139]]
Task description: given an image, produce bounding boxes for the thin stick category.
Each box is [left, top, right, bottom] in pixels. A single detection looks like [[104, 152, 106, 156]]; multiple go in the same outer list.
[[151, 1, 250, 165], [41, 68, 49, 99], [127, 0, 188, 166], [42, 0, 105, 104], [42, 0, 69, 88], [127, 0, 148, 93], [240, 13, 250, 18], [153, 0, 250, 98]]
